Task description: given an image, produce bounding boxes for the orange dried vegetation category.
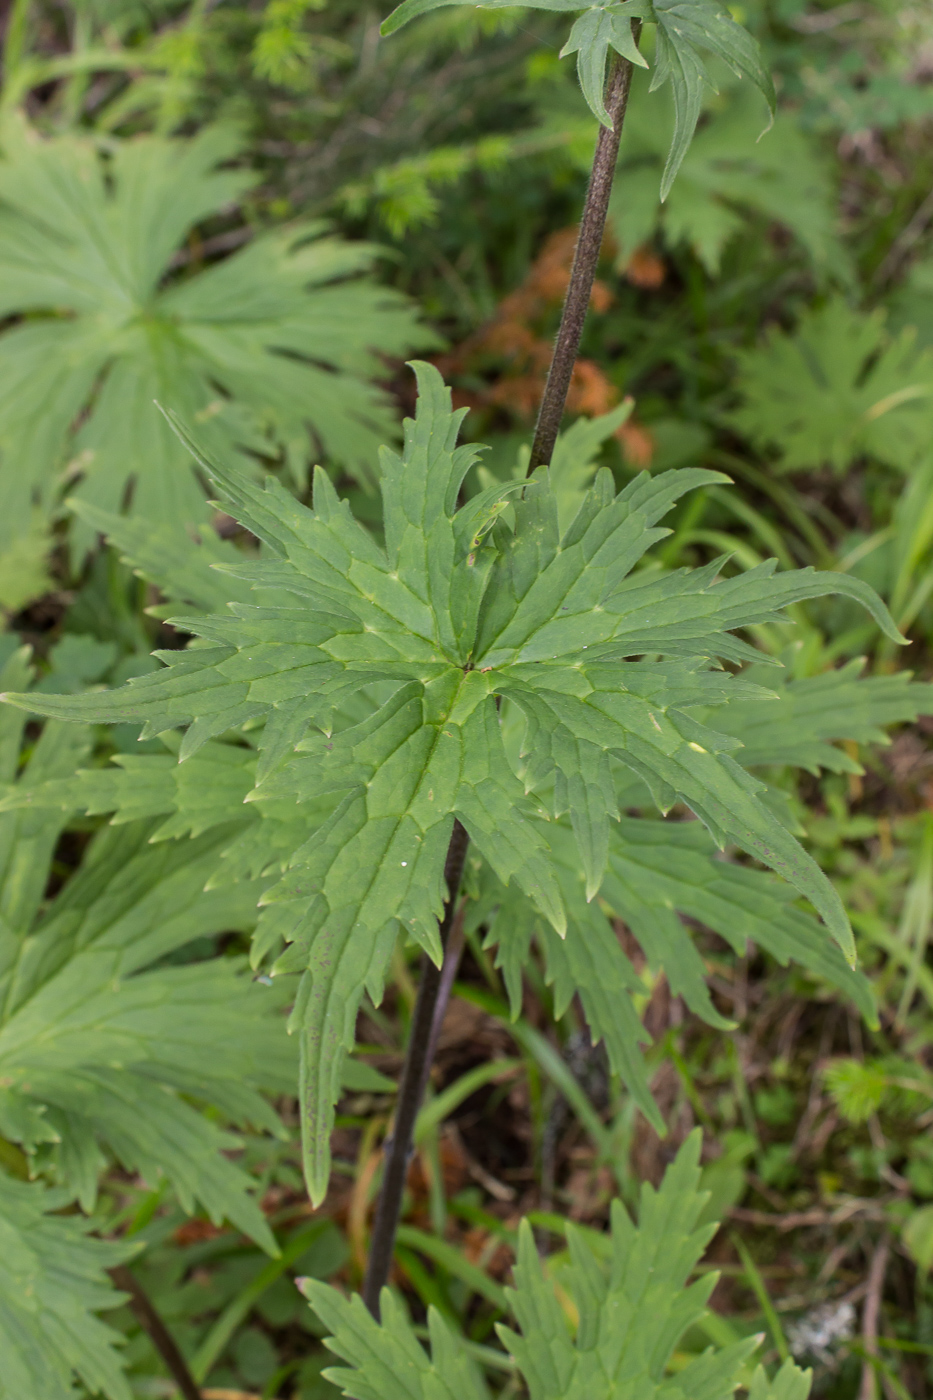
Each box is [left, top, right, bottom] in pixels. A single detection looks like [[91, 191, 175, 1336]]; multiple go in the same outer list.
[[172, 1217, 223, 1246], [624, 245, 666, 288], [437, 227, 662, 467]]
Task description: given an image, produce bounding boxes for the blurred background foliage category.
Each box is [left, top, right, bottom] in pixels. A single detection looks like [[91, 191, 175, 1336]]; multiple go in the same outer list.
[[3, 0, 933, 1396]]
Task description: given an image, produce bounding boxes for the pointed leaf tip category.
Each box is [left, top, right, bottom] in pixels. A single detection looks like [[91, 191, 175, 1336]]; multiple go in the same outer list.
[[0, 691, 30, 710]]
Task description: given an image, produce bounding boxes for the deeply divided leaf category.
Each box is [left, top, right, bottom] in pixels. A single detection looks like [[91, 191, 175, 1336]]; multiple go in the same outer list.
[[306, 1134, 813, 1399], [2, 363, 904, 1200]]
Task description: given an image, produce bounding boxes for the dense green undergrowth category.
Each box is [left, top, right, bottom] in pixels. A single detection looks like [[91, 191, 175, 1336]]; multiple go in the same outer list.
[[2, 2, 933, 1398]]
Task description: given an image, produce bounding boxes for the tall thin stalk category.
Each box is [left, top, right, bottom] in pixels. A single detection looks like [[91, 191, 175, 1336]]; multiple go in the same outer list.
[[362, 40, 639, 1315], [111, 1265, 202, 1400], [363, 818, 470, 1315], [529, 41, 640, 472]]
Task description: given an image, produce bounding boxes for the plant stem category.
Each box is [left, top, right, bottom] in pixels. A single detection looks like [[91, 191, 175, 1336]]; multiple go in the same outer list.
[[528, 40, 640, 473], [361, 38, 638, 1322], [362, 818, 469, 1318], [426, 895, 468, 1068], [110, 1264, 202, 1400]]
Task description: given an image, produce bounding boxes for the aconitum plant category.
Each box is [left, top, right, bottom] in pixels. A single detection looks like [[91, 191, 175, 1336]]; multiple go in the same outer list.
[[3, 3, 921, 1396]]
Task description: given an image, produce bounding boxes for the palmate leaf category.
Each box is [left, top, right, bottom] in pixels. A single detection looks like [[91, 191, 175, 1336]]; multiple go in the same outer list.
[[71, 499, 266, 619], [0, 114, 431, 564], [0, 1175, 134, 1400], [1, 363, 903, 1202], [0, 814, 290, 1251], [648, 0, 773, 199], [0, 643, 293, 1259], [306, 1133, 813, 1400], [0, 720, 313, 914], [711, 657, 933, 775], [380, 1, 773, 198], [728, 298, 933, 474], [474, 814, 875, 1127], [468, 840, 658, 1122], [0, 734, 259, 840], [609, 79, 843, 276], [3, 701, 881, 1135]]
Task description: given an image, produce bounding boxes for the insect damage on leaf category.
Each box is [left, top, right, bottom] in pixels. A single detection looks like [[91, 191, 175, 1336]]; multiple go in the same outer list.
[[1, 363, 904, 1203]]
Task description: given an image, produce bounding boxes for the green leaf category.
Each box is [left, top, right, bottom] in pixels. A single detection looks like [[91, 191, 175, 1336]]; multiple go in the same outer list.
[[69, 499, 270, 619], [307, 1134, 778, 1400], [650, 0, 774, 200], [0, 649, 91, 938], [603, 817, 875, 1023], [474, 847, 658, 1126], [0, 734, 258, 840], [560, 6, 648, 129], [729, 298, 933, 473], [501, 661, 859, 960], [903, 1204, 933, 1274], [0, 512, 53, 614], [3, 363, 899, 1195], [0, 821, 287, 1251], [0, 652, 290, 1254], [0, 115, 432, 562], [748, 1359, 814, 1400], [382, 0, 582, 37], [548, 403, 636, 533], [0, 1174, 134, 1400], [308, 1285, 492, 1399], [382, 1, 773, 197], [500, 1133, 751, 1397], [478, 813, 874, 1123], [609, 79, 844, 275], [711, 658, 933, 775]]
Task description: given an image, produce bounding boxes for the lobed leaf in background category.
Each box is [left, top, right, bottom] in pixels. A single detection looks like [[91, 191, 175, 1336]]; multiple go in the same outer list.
[[0, 1174, 135, 1400], [1, 364, 908, 1209], [707, 653, 933, 776], [381, 0, 774, 199], [888, 256, 933, 353], [727, 298, 933, 475], [0, 635, 303, 1397], [607, 78, 844, 277], [306, 1133, 813, 1399], [0, 114, 431, 580]]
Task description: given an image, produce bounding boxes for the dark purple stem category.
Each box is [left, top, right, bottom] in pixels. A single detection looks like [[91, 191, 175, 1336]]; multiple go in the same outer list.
[[528, 41, 639, 473], [362, 819, 470, 1316], [111, 1265, 201, 1400]]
